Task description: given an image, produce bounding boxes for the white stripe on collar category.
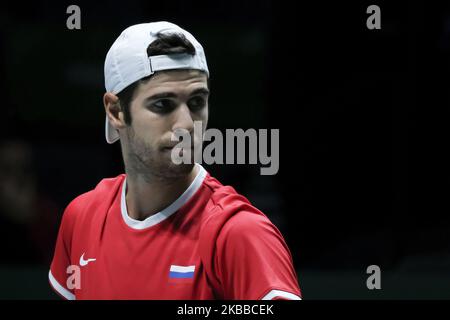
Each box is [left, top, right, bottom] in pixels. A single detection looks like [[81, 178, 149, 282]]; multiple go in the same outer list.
[[120, 164, 207, 230]]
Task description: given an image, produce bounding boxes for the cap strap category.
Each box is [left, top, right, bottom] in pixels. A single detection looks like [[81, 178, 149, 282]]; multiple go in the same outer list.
[[149, 53, 208, 76]]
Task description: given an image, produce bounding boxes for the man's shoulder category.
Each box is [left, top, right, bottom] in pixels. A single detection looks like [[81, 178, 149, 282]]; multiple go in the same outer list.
[[198, 174, 282, 269], [63, 174, 125, 220], [203, 173, 250, 209], [202, 173, 271, 232]]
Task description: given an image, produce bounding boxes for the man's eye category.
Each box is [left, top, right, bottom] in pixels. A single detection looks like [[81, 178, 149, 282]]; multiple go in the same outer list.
[[188, 97, 206, 110], [151, 100, 175, 112]]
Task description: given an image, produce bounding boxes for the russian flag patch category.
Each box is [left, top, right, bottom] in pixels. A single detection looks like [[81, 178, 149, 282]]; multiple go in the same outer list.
[[169, 265, 196, 279]]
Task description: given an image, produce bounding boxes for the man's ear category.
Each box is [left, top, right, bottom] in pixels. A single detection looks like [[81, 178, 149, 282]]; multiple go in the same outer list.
[[103, 92, 126, 130]]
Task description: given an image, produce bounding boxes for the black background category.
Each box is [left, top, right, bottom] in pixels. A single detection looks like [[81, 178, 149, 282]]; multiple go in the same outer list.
[[0, 0, 449, 299]]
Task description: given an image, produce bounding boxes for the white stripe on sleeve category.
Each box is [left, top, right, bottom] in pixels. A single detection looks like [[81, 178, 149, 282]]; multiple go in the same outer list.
[[261, 289, 302, 300], [48, 270, 75, 300]]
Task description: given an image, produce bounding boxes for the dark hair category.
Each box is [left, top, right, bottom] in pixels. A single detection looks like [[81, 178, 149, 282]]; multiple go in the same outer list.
[[117, 32, 198, 124]]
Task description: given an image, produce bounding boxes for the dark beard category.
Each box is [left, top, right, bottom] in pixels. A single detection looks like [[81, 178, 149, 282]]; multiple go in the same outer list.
[[124, 127, 194, 183]]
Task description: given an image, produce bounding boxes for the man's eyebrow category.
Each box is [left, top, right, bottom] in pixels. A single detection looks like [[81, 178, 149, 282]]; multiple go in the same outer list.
[[144, 88, 209, 101], [145, 92, 177, 101], [190, 88, 210, 96]]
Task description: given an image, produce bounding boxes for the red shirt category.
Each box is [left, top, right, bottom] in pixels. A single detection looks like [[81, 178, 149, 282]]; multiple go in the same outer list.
[[49, 165, 301, 300]]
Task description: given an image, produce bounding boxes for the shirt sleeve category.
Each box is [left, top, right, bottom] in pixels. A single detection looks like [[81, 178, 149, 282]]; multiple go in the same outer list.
[[48, 198, 80, 300], [215, 209, 302, 300]]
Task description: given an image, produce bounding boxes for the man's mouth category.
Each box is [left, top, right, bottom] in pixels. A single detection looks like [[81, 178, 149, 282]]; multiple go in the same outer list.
[[162, 146, 194, 152]]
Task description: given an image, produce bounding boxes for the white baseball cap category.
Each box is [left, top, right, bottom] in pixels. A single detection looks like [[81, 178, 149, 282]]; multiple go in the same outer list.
[[104, 21, 209, 144]]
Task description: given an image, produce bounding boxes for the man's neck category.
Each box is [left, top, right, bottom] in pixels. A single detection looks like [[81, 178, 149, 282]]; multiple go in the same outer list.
[[124, 165, 199, 221]]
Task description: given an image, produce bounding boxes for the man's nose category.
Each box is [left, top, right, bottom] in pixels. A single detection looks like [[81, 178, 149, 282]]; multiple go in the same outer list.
[[172, 104, 194, 134]]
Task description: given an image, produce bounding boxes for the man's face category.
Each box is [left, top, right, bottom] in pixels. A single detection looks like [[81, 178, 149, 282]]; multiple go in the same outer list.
[[122, 69, 209, 179]]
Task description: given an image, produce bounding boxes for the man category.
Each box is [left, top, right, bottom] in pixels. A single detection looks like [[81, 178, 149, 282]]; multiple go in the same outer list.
[[49, 21, 301, 300]]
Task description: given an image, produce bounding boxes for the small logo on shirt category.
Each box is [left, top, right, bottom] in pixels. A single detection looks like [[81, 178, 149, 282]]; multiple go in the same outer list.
[[79, 253, 96, 267], [169, 265, 195, 279]]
